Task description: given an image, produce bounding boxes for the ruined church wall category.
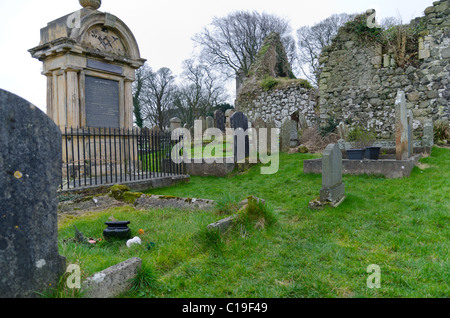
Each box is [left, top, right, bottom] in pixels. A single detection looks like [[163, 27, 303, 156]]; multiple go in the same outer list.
[[236, 83, 317, 128], [318, 0, 450, 139]]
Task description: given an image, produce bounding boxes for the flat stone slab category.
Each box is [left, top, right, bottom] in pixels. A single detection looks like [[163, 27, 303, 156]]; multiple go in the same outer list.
[[82, 257, 142, 298], [135, 194, 215, 211], [207, 215, 238, 232], [304, 155, 422, 179], [58, 194, 128, 214]]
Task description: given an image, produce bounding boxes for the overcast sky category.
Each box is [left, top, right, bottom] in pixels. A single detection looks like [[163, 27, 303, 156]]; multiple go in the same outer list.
[[0, 0, 435, 112]]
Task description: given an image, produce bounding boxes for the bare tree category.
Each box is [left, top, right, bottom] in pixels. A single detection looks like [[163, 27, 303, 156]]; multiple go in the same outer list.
[[193, 10, 296, 80], [136, 64, 177, 130], [296, 13, 356, 86], [174, 59, 228, 127]]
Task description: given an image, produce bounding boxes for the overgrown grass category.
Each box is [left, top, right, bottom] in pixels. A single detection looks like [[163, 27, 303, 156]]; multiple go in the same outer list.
[[57, 147, 449, 298]]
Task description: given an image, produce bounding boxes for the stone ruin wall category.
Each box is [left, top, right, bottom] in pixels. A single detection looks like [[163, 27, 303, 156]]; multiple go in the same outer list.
[[318, 0, 450, 139], [237, 84, 317, 129]]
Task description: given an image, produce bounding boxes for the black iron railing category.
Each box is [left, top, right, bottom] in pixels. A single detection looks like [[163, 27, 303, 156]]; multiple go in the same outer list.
[[61, 127, 184, 190]]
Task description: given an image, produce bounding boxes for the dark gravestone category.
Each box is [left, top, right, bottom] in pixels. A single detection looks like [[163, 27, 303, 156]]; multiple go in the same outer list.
[[231, 112, 249, 162], [85, 75, 120, 128], [214, 110, 225, 132], [0, 89, 66, 297]]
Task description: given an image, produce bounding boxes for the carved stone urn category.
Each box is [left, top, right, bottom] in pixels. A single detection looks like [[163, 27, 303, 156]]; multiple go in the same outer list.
[[79, 0, 101, 10]]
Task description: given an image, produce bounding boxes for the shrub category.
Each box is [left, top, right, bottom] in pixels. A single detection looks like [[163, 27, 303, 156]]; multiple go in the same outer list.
[[347, 125, 376, 149], [260, 76, 279, 91], [299, 126, 340, 153], [434, 121, 450, 143]]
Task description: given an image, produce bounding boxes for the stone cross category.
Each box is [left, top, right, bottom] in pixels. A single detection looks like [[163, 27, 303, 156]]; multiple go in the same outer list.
[[320, 144, 345, 204], [395, 90, 409, 160], [0, 89, 66, 297]]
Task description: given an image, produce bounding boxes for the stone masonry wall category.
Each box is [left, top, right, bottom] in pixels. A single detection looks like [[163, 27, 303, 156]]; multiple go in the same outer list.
[[318, 0, 450, 139], [237, 83, 317, 128]]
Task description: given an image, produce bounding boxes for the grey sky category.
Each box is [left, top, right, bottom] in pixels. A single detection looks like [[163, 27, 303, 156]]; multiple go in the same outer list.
[[0, 0, 435, 112]]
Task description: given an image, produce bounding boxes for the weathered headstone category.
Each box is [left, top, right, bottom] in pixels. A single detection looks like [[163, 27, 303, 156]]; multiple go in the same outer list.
[[225, 109, 235, 128], [422, 118, 434, 152], [280, 117, 292, 152], [206, 116, 214, 130], [407, 110, 414, 157], [170, 117, 181, 132], [319, 144, 345, 204], [266, 117, 277, 155], [0, 89, 66, 297], [395, 91, 409, 160], [199, 116, 207, 134], [214, 110, 226, 132], [298, 112, 308, 130], [290, 120, 299, 147], [231, 112, 249, 162]]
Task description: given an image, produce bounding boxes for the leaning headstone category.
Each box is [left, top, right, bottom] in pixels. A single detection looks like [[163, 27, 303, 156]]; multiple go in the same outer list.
[[280, 117, 292, 152], [407, 110, 414, 157], [319, 144, 345, 205], [0, 89, 66, 297], [422, 119, 434, 152], [214, 110, 226, 132], [395, 90, 409, 160], [231, 111, 249, 162]]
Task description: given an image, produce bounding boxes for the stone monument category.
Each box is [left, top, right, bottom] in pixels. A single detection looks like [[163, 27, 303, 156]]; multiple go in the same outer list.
[[29, 0, 146, 129]]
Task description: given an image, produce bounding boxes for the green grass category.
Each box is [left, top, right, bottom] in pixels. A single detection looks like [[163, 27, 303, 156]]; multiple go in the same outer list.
[[57, 147, 449, 298]]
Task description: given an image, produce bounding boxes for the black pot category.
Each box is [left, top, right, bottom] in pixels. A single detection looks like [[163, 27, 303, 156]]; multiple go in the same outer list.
[[346, 149, 365, 160], [103, 221, 131, 240], [365, 147, 381, 160]]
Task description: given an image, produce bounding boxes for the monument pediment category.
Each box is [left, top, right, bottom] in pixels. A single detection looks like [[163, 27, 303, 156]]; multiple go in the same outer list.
[[81, 24, 127, 57]]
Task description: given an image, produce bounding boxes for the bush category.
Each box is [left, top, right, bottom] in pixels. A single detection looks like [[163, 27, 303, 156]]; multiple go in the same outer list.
[[347, 125, 376, 149], [260, 76, 279, 91], [299, 126, 340, 153], [434, 121, 450, 143]]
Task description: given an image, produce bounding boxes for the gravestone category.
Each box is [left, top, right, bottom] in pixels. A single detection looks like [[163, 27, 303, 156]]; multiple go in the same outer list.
[[231, 112, 249, 162], [214, 110, 226, 132], [298, 112, 308, 130], [395, 91, 409, 160], [266, 117, 277, 155], [225, 109, 235, 128], [0, 89, 66, 297], [290, 120, 299, 147], [319, 144, 345, 204], [170, 117, 181, 132], [407, 110, 414, 157], [206, 116, 214, 130], [280, 117, 292, 152], [422, 119, 434, 152]]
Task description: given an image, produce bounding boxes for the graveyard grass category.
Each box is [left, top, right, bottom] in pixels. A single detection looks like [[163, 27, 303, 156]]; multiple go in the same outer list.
[[57, 147, 449, 298]]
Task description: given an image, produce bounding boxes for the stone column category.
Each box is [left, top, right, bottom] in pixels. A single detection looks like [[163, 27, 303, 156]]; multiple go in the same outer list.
[[395, 91, 408, 160], [407, 110, 414, 157], [66, 69, 80, 128]]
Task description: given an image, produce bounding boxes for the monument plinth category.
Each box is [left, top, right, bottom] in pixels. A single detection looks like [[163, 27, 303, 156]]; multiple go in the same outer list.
[[29, 0, 146, 129]]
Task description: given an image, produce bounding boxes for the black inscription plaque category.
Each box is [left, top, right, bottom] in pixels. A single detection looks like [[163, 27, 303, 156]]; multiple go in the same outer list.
[[87, 59, 123, 75], [85, 75, 120, 128]]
